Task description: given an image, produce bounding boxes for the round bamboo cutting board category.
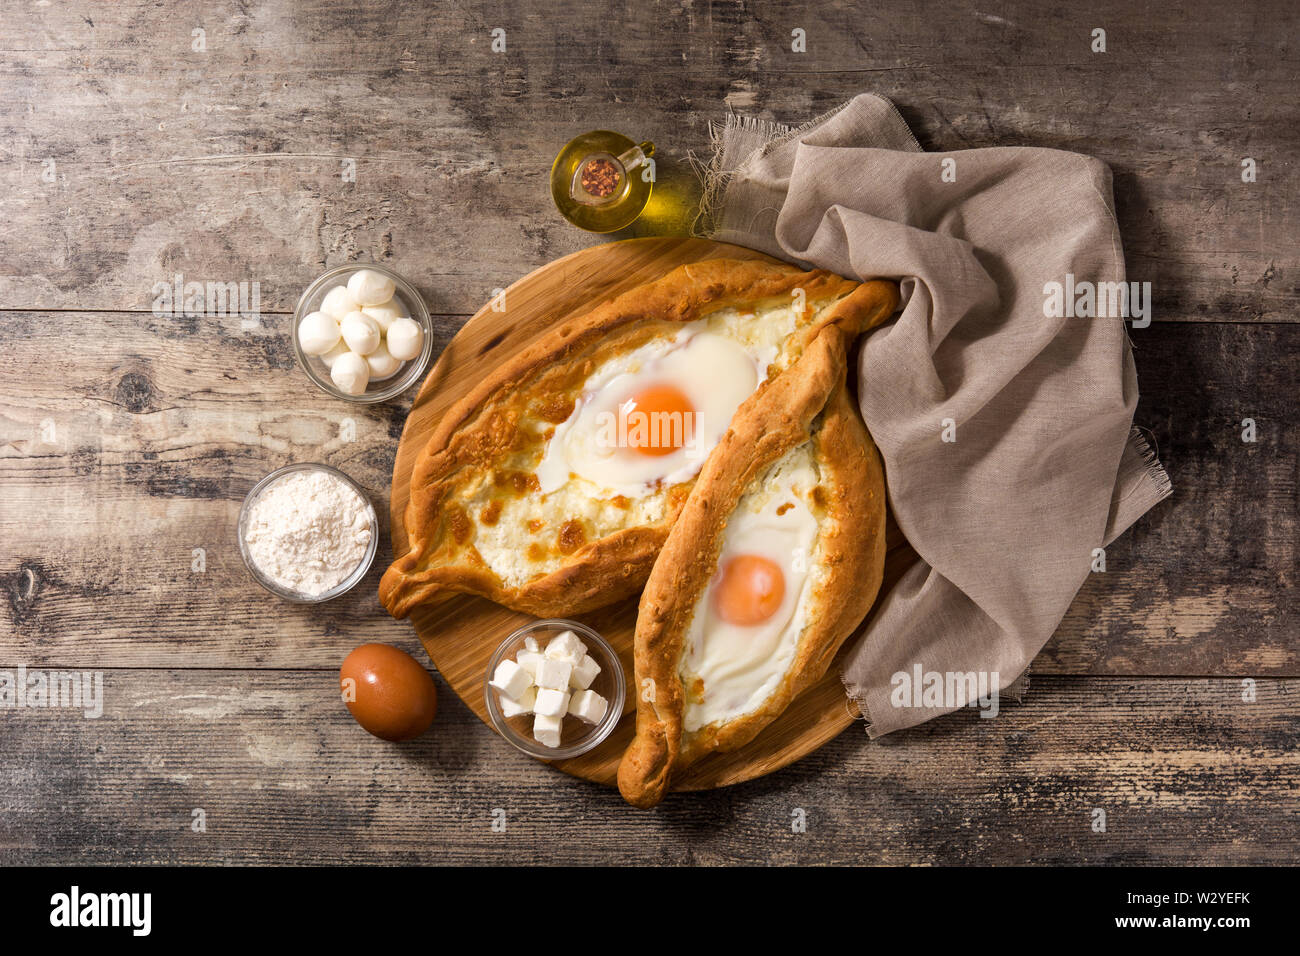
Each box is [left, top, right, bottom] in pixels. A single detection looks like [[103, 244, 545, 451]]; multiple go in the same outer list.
[[389, 236, 910, 795]]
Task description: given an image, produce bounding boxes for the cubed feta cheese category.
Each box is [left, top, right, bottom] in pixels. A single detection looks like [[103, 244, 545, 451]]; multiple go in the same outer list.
[[516, 650, 544, 678], [523, 635, 540, 653], [534, 657, 573, 691], [533, 713, 563, 748], [489, 659, 533, 699], [569, 653, 602, 690], [568, 689, 608, 725], [533, 687, 571, 718], [544, 630, 588, 664], [498, 685, 537, 718]]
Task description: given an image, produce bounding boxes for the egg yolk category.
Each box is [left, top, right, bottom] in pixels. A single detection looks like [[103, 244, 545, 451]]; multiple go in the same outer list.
[[712, 554, 786, 626], [620, 383, 695, 457]]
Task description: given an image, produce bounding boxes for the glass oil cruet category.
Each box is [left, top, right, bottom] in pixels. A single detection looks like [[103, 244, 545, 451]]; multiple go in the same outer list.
[[550, 130, 656, 233]]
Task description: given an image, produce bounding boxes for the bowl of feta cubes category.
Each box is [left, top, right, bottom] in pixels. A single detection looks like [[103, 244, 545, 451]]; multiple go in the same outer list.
[[485, 619, 625, 760]]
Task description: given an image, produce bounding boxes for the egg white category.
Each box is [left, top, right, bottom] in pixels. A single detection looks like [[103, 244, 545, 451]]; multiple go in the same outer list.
[[679, 443, 823, 732], [536, 330, 764, 496]]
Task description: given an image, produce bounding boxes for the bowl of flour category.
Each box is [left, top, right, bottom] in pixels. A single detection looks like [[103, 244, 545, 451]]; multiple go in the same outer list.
[[238, 463, 378, 603]]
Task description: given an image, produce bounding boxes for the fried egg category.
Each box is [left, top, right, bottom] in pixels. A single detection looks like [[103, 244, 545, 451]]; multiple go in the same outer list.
[[469, 302, 805, 591], [535, 326, 776, 497], [679, 444, 821, 732]]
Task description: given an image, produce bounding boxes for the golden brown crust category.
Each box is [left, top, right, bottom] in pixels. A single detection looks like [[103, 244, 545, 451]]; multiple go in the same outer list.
[[617, 321, 888, 809], [380, 257, 898, 620]]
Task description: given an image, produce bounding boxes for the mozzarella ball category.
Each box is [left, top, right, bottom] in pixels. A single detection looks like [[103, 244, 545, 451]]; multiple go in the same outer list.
[[340, 311, 382, 355], [364, 342, 402, 380], [386, 317, 424, 361], [330, 351, 370, 395], [320, 284, 359, 319], [347, 269, 396, 307], [361, 299, 405, 332], [319, 341, 351, 369], [297, 311, 340, 355]]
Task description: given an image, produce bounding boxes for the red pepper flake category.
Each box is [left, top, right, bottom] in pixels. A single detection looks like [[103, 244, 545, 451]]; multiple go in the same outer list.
[[579, 157, 621, 199]]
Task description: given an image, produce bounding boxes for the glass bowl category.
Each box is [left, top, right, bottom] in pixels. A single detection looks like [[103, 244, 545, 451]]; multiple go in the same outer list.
[[237, 462, 379, 603], [292, 263, 435, 404], [484, 618, 626, 760]]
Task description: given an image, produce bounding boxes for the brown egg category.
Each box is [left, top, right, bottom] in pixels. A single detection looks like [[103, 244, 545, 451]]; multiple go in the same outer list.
[[340, 643, 438, 741]]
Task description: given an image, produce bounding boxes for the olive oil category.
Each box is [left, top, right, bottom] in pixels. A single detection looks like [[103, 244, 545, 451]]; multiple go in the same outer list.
[[551, 131, 655, 233]]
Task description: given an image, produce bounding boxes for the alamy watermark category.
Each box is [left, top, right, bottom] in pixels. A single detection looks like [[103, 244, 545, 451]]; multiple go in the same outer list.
[[1044, 273, 1151, 328], [0, 665, 103, 718], [890, 665, 1000, 718], [592, 405, 702, 459], [151, 273, 261, 328], [50, 886, 150, 936]]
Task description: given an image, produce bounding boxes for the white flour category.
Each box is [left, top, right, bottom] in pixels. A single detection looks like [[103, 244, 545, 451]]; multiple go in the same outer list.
[[243, 470, 373, 596]]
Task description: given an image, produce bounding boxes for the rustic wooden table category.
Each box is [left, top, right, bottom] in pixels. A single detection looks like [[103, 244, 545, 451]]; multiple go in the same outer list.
[[1, 0, 1295, 865]]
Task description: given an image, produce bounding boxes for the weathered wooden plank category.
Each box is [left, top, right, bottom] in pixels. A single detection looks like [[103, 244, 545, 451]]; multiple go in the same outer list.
[[0, 316, 1294, 671], [0, 309, 436, 664], [1, 0, 1295, 319], [1042, 320, 1299, 672], [1, 315, 1294, 671], [0, 670, 1293, 865]]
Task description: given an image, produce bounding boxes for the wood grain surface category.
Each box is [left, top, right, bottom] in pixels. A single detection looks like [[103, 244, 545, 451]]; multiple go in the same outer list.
[[3, 319, 1289, 672], [0, 671, 1294, 865], [2, 0, 1296, 321], [1, 0, 1296, 865]]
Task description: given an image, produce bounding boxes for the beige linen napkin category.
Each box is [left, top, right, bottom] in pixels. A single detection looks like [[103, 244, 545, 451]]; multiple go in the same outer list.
[[697, 93, 1172, 736]]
